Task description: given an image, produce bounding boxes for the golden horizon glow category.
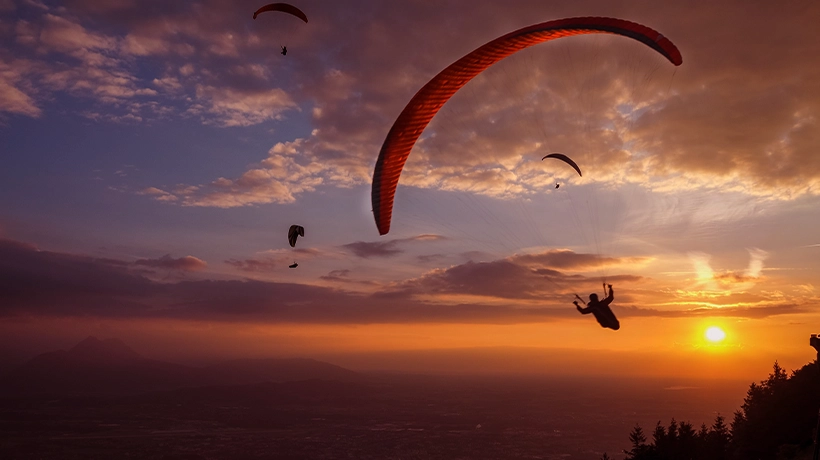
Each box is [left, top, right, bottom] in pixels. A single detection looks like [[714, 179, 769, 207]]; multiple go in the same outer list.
[[705, 326, 727, 343]]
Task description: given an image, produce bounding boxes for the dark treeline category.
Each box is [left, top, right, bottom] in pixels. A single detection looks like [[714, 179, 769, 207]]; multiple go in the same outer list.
[[604, 361, 820, 460]]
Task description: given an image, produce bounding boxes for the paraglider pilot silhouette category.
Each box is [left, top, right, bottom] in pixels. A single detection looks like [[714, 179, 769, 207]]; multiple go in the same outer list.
[[574, 283, 620, 330], [287, 224, 304, 268], [253, 3, 308, 57]]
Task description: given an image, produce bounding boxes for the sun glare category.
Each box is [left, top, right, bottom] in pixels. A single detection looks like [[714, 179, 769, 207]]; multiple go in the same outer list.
[[705, 326, 726, 343]]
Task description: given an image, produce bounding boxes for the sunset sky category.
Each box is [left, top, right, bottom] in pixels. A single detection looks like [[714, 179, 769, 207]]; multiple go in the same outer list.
[[1, 0, 819, 380]]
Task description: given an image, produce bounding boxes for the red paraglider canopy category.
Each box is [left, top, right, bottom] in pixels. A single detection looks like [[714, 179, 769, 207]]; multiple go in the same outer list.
[[253, 3, 308, 22], [371, 17, 682, 235]]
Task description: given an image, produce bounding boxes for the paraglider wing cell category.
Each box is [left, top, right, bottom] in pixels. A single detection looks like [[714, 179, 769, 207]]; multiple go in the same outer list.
[[253, 3, 308, 22], [371, 17, 682, 235], [542, 153, 582, 177], [288, 225, 305, 247]]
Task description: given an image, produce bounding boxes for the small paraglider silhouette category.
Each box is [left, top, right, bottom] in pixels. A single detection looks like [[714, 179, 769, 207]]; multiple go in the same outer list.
[[542, 153, 582, 177], [253, 3, 308, 56], [287, 225, 304, 268], [543, 154, 579, 191], [288, 225, 304, 247]]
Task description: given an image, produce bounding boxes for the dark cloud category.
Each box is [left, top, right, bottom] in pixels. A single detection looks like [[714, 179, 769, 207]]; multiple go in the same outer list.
[[320, 269, 350, 282], [225, 258, 278, 272], [417, 254, 447, 263], [225, 248, 324, 273], [512, 249, 651, 270], [342, 234, 445, 259], [0, 238, 157, 317], [0, 237, 562, 324], [387, 249, 647, 302], [134, 254, 207, 272], [0, 238, 806, 323], [342, 240, 403, 258], [319, 269, 379, 287], [394, 258, 584, 301]]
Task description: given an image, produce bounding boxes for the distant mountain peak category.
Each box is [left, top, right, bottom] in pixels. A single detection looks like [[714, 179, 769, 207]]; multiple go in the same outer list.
[[2, 338, 360, 397], [68, 336, 143, 362], [73, 335, 102, 348]]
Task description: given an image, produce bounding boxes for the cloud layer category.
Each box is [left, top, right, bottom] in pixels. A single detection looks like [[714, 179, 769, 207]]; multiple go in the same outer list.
[[0, 237, 811, 324], [4, 1, 819, 208]]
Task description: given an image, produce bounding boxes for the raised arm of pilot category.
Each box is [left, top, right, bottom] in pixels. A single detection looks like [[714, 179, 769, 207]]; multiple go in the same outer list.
[[575, 302, 592, 314], [602, 287, 614, 306]]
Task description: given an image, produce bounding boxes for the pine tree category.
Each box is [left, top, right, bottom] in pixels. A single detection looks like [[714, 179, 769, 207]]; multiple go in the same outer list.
[[624, 424, 651, 459], [678, 421, 696, 460], [730, 361, 806, 458]]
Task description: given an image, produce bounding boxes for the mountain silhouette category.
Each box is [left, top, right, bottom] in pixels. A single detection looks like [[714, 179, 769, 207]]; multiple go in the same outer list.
[[68, 336, 143, 363], [204, 358, 360, 385], [0, 336, 360, 396]]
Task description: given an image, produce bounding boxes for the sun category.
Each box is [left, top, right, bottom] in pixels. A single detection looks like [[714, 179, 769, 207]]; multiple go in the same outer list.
[[705, 326, 726, 343]]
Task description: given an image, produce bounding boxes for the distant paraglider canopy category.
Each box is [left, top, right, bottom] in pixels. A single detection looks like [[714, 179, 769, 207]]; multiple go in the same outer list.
[[371, 17, 682, 236], [289, 262, 299, 269], [288, 225, 304, 247], [253, 3, 308, 22], [542, 153, 582, 177]]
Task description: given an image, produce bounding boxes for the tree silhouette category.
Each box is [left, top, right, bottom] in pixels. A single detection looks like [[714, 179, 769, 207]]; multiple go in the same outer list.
[[625, 424, 651, 458], [705, 415, 730, 459], [731, 361, 818, 459], [624, 415, 730, 460], [620, 360, 820, 460]]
